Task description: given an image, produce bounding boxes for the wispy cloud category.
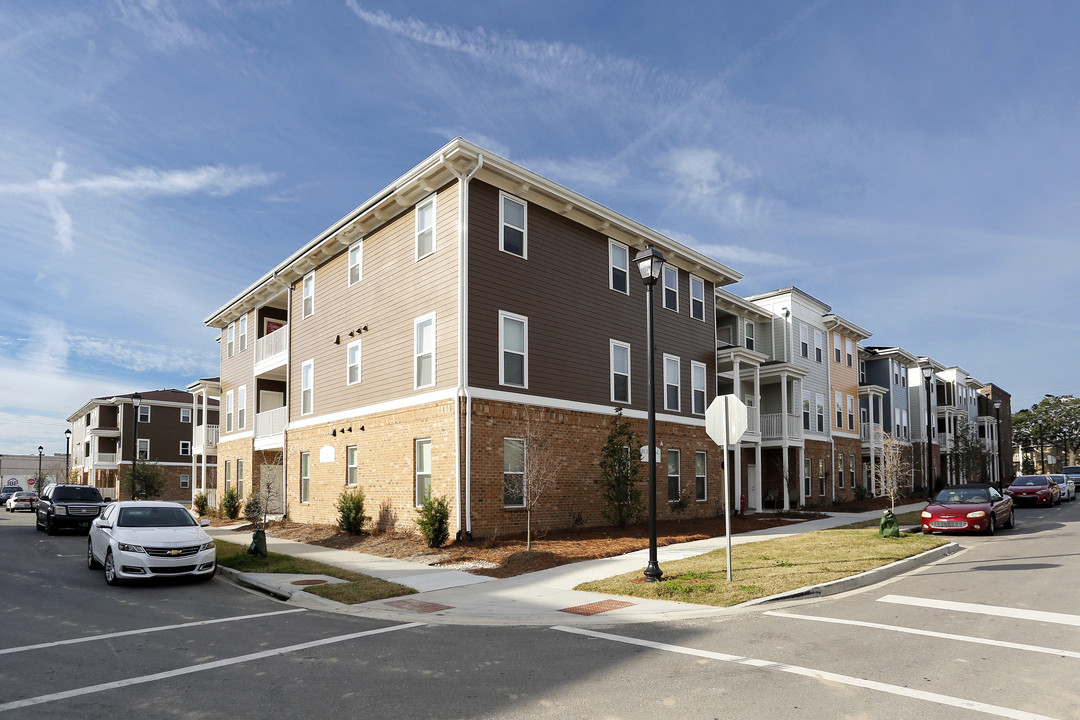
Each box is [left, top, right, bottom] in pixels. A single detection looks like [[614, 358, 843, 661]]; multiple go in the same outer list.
[[661, 148, 775, 229], [109, 0, 208, 52], [662, 228, 803, 268]]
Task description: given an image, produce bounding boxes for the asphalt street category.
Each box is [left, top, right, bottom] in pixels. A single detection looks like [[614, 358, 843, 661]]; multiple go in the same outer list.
[[2, 500, 1078, 719]]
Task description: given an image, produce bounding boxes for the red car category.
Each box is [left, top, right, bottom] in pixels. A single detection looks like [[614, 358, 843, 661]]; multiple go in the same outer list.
[[1005, 475, 1061, 506], [921, 483, 1014, 535]]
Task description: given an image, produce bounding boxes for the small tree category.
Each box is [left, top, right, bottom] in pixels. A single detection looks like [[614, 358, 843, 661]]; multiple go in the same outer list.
[[878, 431, 911, 512], [504, 408, 564, 550], [220, 486, 241, 520], [949, 417, 991, 483], [336, 487, 367, 535], [193, 492, 209, 516], [598, 408, 644, 528], [416, 492, 450, 548], [244, 492, 264, 525], [123, 462, 166, 500]]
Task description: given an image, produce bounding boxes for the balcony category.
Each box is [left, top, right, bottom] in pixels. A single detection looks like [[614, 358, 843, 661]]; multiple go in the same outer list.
[[762, 413, 803, 441], [255, 406, 287, 442], [254, 325, 288, 378], [88, 452, 118, 468], [860, 422, 882, 443], [194, 424, 219, 451]]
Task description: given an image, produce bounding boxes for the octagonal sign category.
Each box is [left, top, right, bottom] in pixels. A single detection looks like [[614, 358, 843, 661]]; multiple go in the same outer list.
[[705, 394, 748, 446]]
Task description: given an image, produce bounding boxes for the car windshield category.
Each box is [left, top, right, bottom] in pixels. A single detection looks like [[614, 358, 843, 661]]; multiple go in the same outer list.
[[934, 488, 989, 503], [13, 492, 35, 499], [1063, 466, 1080, 474], [1011, 477, 1046, 487], [117, 506, 197, 528], [53, 487, 104, 502]]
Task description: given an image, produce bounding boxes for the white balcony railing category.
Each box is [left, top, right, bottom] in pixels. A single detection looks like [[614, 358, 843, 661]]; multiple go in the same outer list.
[[255, 407, 287, 439], [745, 406, 760, 435], [255, 325, 288, 365], [95, 453, 118, 466], [860, 422, 882, 443], [762, 413, 803, 441], [194, 424, 219, 449]]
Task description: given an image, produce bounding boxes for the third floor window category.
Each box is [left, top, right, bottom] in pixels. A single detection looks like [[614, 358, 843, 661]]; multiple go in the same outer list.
[[416, 195, 436, 260], [609, 240, 629, 294], [500, 193, 526, 258]]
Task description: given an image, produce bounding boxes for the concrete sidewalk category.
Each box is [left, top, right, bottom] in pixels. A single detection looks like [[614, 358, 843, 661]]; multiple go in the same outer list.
[[209, 503, 949, 626]]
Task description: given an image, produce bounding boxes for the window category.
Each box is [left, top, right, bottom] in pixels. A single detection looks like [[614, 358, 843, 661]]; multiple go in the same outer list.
[[500, 193, 526, 257], [816, 394, 825, 432], [745, 322, 755, 351], [180, 407, 191, 423], [691, 361, 707, 415], [803, 457, 812, 496], [346, 446, 357, 486], [180, 474, 190, 489], [835, 391, 843, 428], [802, 392, 811, 431], [837, 453, 845, 488], [846, 338, 853, 367], [227, 323, 235, 358], [347, 340, 361, 385], [301, 360, 314, 415], [499, 312, 527, 387], [503, 438, 525, 507], [416, 195, 436, 259], [847, 395, 855, 430], [237, 460, 244, 500], [137, 438, 149, 461], [690, 275, 705, 321], [695, 451, 707, 501], [300, 452, 310, 503], [662, 266, 678, 311], [180, 441, 191, 456], [800, 325, 809, 358], [609, 240, 629, 294], [902, 409, 909, 440], [302, 272, 315, 318], [667, 449, 681, 502], [814, 330, 823, 363], [239, 315, 247, 353], [237, 385, 246, 430], [415, 314, 435, 389], [138, 405, 150, 423], [224, 461, 231, 493], [348, 240, 363, 286], [225, 390, 234, 433], [611, 340, 631, 404], [819, 458, 826, 496], [664, 355, 681, 412], [834, 333, 841, 363], [850, 454, 856, 484], [859, 359, 866, 383], [415, 439, 431, 506]]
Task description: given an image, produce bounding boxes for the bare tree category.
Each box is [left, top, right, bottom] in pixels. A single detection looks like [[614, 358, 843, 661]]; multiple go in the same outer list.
[[505, 408, 564, 551], [878, 431, 911, 512]]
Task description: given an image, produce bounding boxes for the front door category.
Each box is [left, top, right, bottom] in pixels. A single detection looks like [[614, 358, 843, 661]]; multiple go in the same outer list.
[[747, 463, 759, 511]]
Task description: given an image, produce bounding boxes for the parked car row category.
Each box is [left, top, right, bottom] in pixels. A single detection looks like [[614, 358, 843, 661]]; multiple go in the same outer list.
[[921, 474, 1075, 536]]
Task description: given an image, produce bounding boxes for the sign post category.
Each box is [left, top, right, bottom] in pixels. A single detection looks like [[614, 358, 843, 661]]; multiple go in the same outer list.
[[706, 394, 748, 581]]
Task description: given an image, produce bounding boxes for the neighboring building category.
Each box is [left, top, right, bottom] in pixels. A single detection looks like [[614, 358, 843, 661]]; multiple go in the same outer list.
[[859, 346, 917, 494], [188, 377, 222, 506], [0, 451, 66, 489], [823, 314, 871, 500], [67, 390, 218, 502], [977, 384, 1012, 487], [205, 138, 742, 538]]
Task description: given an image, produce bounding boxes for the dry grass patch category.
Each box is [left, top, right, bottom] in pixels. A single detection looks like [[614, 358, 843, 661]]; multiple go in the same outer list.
[[576, 529, 947, 607], [216, 540, 414, 604]]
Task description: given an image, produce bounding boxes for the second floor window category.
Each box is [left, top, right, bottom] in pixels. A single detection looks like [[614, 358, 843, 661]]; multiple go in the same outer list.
[[415, 314, 435, 389], [835, 391, 843, 428], [137, 438, 149, 461], [499, 312, 527, 387], [662, 266, 678, 311], [347, 340, 361, 385], [301, 360, 314, 415], [416, 195, 436, 259], [225, 391, 234, 432], [745, 322, 755, 351], [816, 393, 825, 432], [802, 392, 811, 431], [611, 340, 630, 404], [664, 355, 680, 412], [348, 240, 363, 286], [180, 441, 191, 456], [609, 240, 629, 294], [302, 272, 315, 318], [848, 395, 855, 430], [691, 362, 706, 415], [237, 386, 246, 429], [690, 275, 704, 321], [500, 193, 526, 258]]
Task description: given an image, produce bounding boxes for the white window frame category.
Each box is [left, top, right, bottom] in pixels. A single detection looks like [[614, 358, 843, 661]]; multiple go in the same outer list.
[[814, 330, 823, 363], [835, 391, 843, 428], [227, 322, 235, 358], [609, 240, 629, 294], [662, 265, 679, 312], [346, 445, 358, 486], [180, 407, 191, 423], [664, 354, 681, 412], [137, 438, 150, 461], [803, 457, 812, 496], [239, 315, 247, 353], [745, 322, 755, 351], [837, 452, 845, 488], [237, 385, 246, 430], [610, 340, 631, 405], [695, 451, 707, 501], [498, 311, 528, 388], [237, 459, 244, 500], [346, 339, 361, 386], [800, 325, 809, 358], [667, 449, 681, 502], [225, 390, 234, 433], [802, 391, 811, 431], [414, 313, 436, 389], [348, 239, 363, 286], [180, 473, 190, 489], [847, 395, 855, 430], [503, 437, 525, 508], [180, 441, 191, 456], [846, 338, 854, 367], [300, 452, 310, 503], [691, 361, 707, 415], [302, 271, 315, 318], [834, 333, 841, 363], [689, 275, 705, 321], [301, 360, 314, 415], [816, 393, 825, 432], [415, 438, 432, 506], [138, 405, 151, 423], [499, 192, 527, 259], [415, 194, 436, 260]]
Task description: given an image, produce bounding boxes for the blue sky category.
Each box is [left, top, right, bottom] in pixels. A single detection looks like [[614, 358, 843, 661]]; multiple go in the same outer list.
[[3, 1, 1078, 455]]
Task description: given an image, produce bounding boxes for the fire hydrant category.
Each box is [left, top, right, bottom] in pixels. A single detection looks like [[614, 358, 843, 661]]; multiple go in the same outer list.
[[740, 494, 747, 516]]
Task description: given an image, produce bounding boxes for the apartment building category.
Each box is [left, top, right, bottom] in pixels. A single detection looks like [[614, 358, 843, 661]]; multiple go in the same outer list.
[[205, 138, 742, 538], [67, 390, 217, 502], [859, 346, 917, 493]]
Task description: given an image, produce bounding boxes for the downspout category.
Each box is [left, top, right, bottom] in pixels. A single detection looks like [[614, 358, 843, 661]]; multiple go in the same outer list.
[[445, 152, 483, 540]]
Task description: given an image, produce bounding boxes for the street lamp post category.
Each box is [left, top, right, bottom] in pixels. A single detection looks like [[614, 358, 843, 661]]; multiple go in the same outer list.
[[130, 392, 142, 501], [922, 366, 935, 502], [993, 399, 1003, 492], [37, 445, 44, 490], [635, 244, 665, 583], [65, 428, 72, 483]]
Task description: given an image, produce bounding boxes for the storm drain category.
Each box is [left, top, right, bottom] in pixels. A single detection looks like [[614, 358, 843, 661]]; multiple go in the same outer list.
[[291, 579, 328, 586], [559, 599, 635, 616], [383, 598, 455, 614]]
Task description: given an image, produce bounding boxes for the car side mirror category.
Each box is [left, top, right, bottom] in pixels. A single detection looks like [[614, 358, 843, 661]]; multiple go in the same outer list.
[[103, 497, 113, 503], [93, 519, 110, 529], [200, 518, 210, 527]]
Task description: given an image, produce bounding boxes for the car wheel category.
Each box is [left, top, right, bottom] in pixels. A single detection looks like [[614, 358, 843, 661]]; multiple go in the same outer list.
[[87, 539, 101, 570], [45, 516, 56, 535], [35, 513, 43, 531], [1055, 494, 1062, 506], [985, 515, 996, 536], [104, 550, 119, 586], [1004, 508, 1014, 529]]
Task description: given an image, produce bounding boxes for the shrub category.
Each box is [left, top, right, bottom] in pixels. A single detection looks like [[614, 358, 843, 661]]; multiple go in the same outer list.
[[598, 408, 643, 528], [193, 492, 209, 516], [416, 492, 450, 548], [336, 488, 367, 535], [244, 492, 264, 525], [221, 487, 240, 520], [669, 488, 692, 520]]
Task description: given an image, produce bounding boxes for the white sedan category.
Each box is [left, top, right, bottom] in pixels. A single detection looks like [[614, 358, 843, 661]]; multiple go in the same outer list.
[[1052, 474, 1076, 501], [87, 501, 216, 585]]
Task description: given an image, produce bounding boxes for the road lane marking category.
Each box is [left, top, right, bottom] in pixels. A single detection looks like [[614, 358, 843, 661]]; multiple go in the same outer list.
[[879, 595, 1080, 626], [553, 626, 1059, 720], [765, 611, 1080, 659], [0, 608, 307, 656], [0, 622, 424, 713]]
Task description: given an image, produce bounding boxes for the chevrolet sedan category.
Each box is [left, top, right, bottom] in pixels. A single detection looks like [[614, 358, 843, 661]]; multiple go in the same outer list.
[[921, 483, 1014, 535], [87, 501, 216, 586], [1005, 475, 1061, 506]]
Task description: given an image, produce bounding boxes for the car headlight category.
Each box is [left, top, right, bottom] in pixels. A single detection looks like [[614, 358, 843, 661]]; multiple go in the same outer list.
[[966, 510, 986, 518], [54, 506, 68, 515], [199, 540, 215, 551], [921, 511, 932, 518], [117, 542, 145, 553]]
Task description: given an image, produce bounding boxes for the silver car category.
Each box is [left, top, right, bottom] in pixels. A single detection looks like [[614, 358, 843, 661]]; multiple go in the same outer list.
[[1049, 474, 1075, 501]]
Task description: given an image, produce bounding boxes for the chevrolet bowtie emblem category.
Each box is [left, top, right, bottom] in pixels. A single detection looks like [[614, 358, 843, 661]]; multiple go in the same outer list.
[[167, 550, 182, 556]]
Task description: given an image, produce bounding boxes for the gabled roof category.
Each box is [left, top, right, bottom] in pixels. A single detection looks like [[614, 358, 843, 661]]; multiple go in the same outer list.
[[862, 346, 919, 366], [66, 389, 217, 423], [822, 313, 871, 341], [745, 286, 832, 314]]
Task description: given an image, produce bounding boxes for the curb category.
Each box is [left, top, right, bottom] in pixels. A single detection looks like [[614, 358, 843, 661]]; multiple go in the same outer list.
[[216, 566, 292, 601]]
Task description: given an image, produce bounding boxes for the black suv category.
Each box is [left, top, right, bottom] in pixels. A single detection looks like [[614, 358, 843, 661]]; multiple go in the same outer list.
[[36, 484, 107, 535]]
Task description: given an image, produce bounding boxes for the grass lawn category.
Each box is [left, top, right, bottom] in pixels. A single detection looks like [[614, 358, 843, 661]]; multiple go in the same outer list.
[[575, 528, 947, 607], [833, 509, 925, 530], [215, 539, 415, 604]]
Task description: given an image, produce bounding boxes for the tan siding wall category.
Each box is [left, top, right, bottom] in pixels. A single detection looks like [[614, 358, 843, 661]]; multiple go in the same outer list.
[[289, 182, 460, 420], [467, 181, 715, 416], [219, 308, 254, 436]]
